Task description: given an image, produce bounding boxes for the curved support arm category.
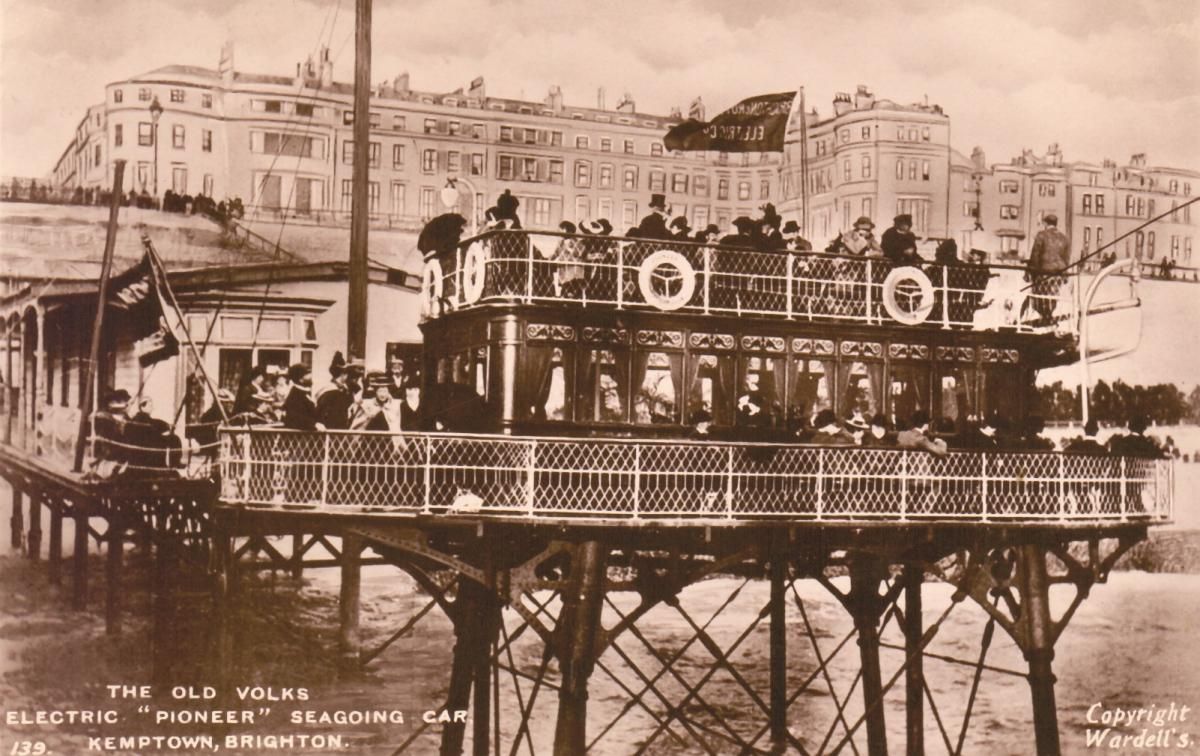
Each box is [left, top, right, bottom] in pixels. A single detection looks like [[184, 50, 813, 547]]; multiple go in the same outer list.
[[1080, 258, 1141, 425]]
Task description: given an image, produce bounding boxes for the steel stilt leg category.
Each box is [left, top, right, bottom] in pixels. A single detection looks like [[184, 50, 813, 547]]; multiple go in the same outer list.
[[905, 563, 924, 756], [768, 540, 788, 751], [850, 557, 888, 756], [338, 533, 363, 674], [553, 541, 607, 756], [1019, 544, 1060, 756]]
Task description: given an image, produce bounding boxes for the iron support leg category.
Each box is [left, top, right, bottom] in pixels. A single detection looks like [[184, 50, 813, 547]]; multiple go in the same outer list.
[[850, 556, 889, 756], [211, 527, 235, 690], [105, 517, 122, 635], [441, 579, 490, 756], [291, 533, 304, 579], [72, 507, 88, 610], [9, 483, 23, 551], [905, 563, 924, 756], [553, 541, 607, 756], [338, 533, 363, 674], [1020, 544, 1060, 756], [26, 492, 41, 560], [48, 504, 63, 584], [472, 557, 500, 756], [769, 540, 788, 751], [153, 523, 177, 684]]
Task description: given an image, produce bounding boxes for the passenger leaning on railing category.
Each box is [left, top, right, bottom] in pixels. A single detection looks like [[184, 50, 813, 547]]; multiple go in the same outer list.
[[1107, 414, 1167, 459]]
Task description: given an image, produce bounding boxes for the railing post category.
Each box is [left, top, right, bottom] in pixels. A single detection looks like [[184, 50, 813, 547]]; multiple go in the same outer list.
[[631, 444, 640, 520], [899, 451, 908, 521], [1119, 456, 1128, 521], [422, 436, 432, 514], [703, 247, 712, 314], [1057, 453, 1066, 520], [527, 439, 537, 517], [816, 448, 824, 520], [616, 244, 625, 310], [240, 431, 252, 502], [785, 253, 794, 320], [980, 454, 989, 522], [525, 234, 535, 304], [725, 445, 735, 519], [940, 266, 951, 329], [865, 259, 873, 325], [320, 433, 331, 507]]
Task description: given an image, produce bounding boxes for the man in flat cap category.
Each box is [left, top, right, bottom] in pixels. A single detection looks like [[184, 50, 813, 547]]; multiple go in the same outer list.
[[1027, 213, 1071, 323]]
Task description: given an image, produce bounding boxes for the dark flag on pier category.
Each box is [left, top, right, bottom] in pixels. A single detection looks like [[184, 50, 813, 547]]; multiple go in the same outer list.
[[107, 252, 179, 367], [664, 91, 797, 153]]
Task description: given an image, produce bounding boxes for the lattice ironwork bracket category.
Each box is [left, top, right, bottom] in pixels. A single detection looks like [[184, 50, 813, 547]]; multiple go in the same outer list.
[[349, 525, 487, 586]]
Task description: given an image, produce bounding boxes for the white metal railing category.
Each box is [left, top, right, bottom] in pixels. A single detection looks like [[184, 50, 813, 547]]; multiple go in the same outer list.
[[422, 230, 1080, 335], [217, 428, 1173, 524]]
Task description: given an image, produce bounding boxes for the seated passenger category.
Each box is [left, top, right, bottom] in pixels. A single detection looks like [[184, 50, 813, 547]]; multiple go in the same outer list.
[[1107, 414, 1165, 458], [92, 389, 132, 472], [810, 409, 855, 446], [782, 220, 813, 252], [669, 216, 692, 241], [958, 412, 1003, 450], [688, 409, 714, 440], [693, 224, 721, 245], [897, 410, 948, 457], [1065, 419, 1105, 455], [862, 414, 897, 447], [881, 214, 920, 266], [1022, 415, 1055, 451], [553, 221, 587, 299]]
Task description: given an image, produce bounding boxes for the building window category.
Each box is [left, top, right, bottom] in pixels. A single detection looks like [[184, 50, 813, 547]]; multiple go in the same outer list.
[[717, 178, 729, 200], [759, 179, 770, 200], [550, 159, 564, 184], [839, 128, 850, 143], [114, 124, 123, 147], [113, 89, 123, 103], [842, 200, 851, 225], [422, 149, 436, 173], [1096, 195, 1105, 214], [170, 88, 185, 103], [1148, 231, 1156, 258], [391, 182, 406, 216], [575, 196, 589, 222], [862, 197, 873, 219], [861, 126, 871, 140], [1137, 197, 1145, 217], [964, 201, 978, 217], [340, 179, 353, 211], [575, 135, 589, 149], [1037, 183, 1056, 197], [419, 186, 436, 219], [895, 159, 904, 180], [861, 155, 871, 179], [1185, 237, 1193, 262], [1125, 195, 1135, 215], [497, 155, 515, 181], [575, 160, 592, 188], [1082, 194, 1093, 214], [599, 163, 614, 189], [908, 160, 918, 180], [999, 180, 1019, 193], [203, 174, 213, 196], [171, 166, 187, 194], [922, 161, 930, 181], [201, 93, 213, 109], [651, 143, 663, 157], [598, 197, 613, 219], [499, 126, 513, 142], [531, 197, 553, 227], [737, 181, 751, 200], [649, 170, 666, 193], [693, 175, 709, 197], [94, 144, 102, 167], [172, 124, 185, 148], [623, 139, 634, 154], [202, 129, 212, 152], [138, 88, 151, 102], [843, 160, 851, 182], [342, 141, 353, 164], [392, 115, 406, 131], [1000, 205, 1019, 220], [470, 153, 484, 176], [622, 200, 637, 229], [448, 120, 462, 137], [392, 144, 405, 169], [447, 151, 460, 173], [424, 118, 438, 134], [672, 173, 689, 194], [1082, 227, 1091, 251], [600, 138, 612, 152], [623, 166, 638, 190]]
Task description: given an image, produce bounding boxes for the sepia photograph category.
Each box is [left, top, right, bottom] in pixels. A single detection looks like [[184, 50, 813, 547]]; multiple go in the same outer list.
[[1, 0, 1198, 753]]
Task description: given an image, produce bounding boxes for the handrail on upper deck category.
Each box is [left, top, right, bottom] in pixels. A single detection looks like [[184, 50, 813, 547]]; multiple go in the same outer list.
[[420, 229, 1090, 336]]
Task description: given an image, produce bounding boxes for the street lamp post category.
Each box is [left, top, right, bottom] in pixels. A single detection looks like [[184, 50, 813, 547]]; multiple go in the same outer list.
[[149, 97, 163, 200]]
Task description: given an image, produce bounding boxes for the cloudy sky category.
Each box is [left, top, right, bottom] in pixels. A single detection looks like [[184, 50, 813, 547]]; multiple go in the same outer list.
[[1, 0, 1197, 177]]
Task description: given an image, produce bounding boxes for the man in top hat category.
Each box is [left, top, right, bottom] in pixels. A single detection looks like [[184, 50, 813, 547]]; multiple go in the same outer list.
[[484, 189, 522, 229], [669, 216, 692, 241], [631, 194, 672, 240], [756, 203, 786, 251], [1027, 213, 1071, 322], [282, 363, 324, 432], [881, 214, 920, 265], [782, 220, 812, 252]]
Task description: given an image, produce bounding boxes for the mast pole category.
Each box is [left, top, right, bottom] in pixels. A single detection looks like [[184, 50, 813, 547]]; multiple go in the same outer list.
[[74, 160, 125, 472], [798, 87, 810, 236], [347, 0, 372, 364]]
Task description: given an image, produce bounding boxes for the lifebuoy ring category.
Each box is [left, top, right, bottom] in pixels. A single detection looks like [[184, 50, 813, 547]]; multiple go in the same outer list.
[[420, 259, 444, 317], [638, 249, 696, 311], [882, 266, 935, 325], [461, 242, 488, 304]]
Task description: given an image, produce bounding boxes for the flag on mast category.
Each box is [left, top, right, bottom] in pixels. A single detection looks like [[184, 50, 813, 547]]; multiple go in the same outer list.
[[107, 252, 179, 367], [664, 91, 797, 153]]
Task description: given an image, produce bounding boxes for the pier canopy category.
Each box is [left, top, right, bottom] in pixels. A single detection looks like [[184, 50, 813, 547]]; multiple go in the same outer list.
[[218, 428, 1172, 526], [421, 229, 1081, 336]]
